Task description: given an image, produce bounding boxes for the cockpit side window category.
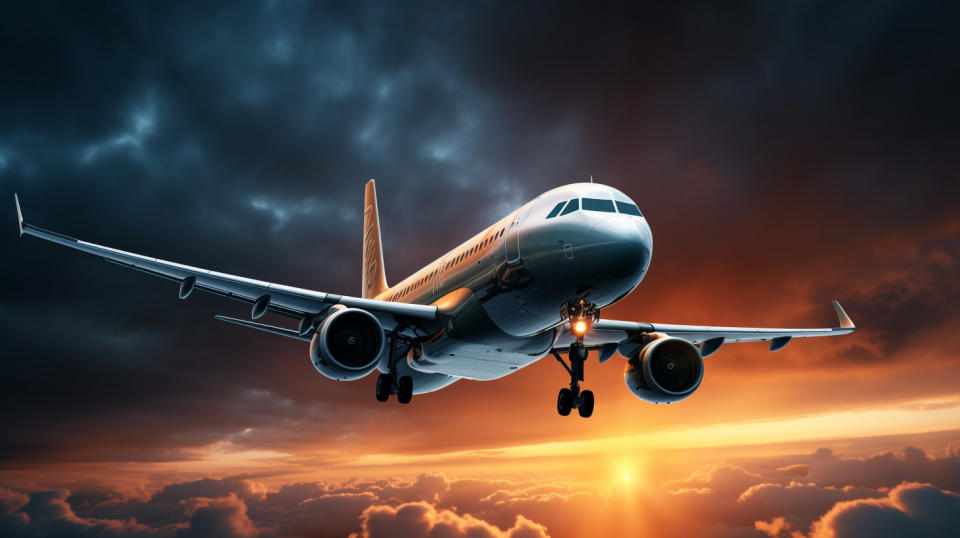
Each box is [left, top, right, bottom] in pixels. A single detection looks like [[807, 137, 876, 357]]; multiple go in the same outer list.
[[582, 198, 616, 212], [615, 201, 643, 216], [559, 198, 579, 216], [545, 201, 567, 219]]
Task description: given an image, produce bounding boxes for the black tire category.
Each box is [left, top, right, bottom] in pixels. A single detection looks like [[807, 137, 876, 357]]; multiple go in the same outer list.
[[375, 374, 392, 402], [578, 390, 594, 418], [397, 376, 413, 404], [557, 388, 574, 416]]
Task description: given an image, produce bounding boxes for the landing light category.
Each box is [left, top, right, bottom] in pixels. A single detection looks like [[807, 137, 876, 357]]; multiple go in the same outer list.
[[572, 319, 589, 336]]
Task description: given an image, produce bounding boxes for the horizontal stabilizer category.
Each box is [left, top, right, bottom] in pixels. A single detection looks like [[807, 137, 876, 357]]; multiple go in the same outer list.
[[214, 315, 312, 342]]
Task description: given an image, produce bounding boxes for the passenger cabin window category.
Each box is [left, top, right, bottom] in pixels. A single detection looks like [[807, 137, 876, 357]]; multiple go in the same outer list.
[[582, 198, 616, 212], [615, 201, 643, 216], [545, 201, 566, 219], [559, 198, 579, 216]]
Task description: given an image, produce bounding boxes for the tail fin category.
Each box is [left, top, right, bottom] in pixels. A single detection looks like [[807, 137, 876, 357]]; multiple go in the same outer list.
[[362, 179, 389, 299]]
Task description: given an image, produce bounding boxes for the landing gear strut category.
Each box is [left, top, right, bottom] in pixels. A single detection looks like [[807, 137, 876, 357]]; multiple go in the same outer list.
[[376, 326, 414, 404], [554, 342, 595, 418]]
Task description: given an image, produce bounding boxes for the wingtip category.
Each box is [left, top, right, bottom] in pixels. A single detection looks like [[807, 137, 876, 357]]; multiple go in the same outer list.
[[832, 300, 855, 329], [14, 193, 23, 236]]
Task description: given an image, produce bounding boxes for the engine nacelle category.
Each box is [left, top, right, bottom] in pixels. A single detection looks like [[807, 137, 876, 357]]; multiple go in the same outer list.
[[624, 336, 704, 404], [310, 307, 385, 381]]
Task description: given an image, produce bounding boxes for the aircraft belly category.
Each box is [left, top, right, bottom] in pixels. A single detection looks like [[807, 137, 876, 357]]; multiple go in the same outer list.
[[412, 286, 559, 381], [411, 337, 550, 381], [396, 361, 460, 394]]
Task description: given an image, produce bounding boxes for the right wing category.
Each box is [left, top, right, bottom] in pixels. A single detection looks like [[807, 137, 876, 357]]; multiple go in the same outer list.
[[592, 300, 855, 344], [570, 300, 855, 358], [14, 194, 437, 335]]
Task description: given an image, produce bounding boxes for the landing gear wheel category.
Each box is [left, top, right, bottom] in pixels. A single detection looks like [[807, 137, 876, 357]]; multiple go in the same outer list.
[[578, 390, 594, 418], [557, 388, 574, 416], [397, 375, 413, 404], [375, 374, 392, 402]]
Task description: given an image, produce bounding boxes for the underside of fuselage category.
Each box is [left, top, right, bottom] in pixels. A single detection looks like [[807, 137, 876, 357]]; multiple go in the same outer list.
[[412, 287, 560, 381]]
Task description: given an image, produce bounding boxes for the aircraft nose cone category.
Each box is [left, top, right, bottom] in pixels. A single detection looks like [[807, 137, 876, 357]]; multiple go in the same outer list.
[[588, 218, 652, 279]]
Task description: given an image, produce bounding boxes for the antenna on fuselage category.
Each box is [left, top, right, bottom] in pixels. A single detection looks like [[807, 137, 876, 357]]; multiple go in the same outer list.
[[589, 175, 594, 183]]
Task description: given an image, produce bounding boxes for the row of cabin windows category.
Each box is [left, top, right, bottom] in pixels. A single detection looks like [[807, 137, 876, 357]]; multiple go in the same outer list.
[[389, 227, 505, 301], [545, 198, 643, 219], [444, 227, 504, 270]]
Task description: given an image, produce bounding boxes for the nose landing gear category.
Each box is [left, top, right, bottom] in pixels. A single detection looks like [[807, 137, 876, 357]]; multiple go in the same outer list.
[[555, 299, 599, 418], [554, 342, 595, 418]]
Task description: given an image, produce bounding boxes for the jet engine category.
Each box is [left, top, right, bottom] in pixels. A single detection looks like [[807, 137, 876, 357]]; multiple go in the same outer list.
[[310, 307, 385, 381], [624, 336, 703, 404]]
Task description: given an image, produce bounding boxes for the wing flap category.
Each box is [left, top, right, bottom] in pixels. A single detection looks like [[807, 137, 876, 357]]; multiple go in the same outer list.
[[214, 315, 313, 342]]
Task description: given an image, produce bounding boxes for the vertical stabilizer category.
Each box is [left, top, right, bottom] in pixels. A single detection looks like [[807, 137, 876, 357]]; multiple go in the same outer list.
[[362, 179, 389, 299]]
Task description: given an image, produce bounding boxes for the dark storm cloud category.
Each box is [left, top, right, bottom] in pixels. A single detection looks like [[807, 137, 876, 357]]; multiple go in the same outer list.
[[2, 0, 960, 466]]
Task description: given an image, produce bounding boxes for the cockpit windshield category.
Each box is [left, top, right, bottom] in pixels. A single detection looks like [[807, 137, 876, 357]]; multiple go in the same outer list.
[[582, 198, 616, 212], [615, 201, 642, 216], [559, 198, 579, 215], [545, 201, 566, 219], [546, 196, 642, 218]]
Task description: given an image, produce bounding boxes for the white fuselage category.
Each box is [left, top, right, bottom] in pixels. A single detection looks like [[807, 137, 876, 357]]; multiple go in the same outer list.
[[378, 183, 653, 392]]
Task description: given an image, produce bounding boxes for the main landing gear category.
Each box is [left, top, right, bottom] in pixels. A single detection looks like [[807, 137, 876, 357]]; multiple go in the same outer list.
[[554, 342, 594, 418], [376, 372, 413, 403], [375, 326, 414, 404]]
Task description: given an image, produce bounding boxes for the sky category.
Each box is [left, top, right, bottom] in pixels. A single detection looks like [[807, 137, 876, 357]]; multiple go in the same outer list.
[[1, 1, 959, 536]]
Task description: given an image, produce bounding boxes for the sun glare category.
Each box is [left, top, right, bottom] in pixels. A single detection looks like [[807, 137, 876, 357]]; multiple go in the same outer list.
[[612, 457, 642, 488]]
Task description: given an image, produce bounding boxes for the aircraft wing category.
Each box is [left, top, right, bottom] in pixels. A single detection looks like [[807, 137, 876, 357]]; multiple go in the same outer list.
[[562, 301, 855, 357], [13, 194, 437, 334]]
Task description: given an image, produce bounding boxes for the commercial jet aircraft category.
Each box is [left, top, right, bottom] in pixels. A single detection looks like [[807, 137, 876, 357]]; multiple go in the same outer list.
[[13, 181, 855, 417]]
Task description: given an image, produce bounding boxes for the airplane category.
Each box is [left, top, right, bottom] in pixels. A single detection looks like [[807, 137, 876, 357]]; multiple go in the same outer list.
[[13, 180, 855, 418]]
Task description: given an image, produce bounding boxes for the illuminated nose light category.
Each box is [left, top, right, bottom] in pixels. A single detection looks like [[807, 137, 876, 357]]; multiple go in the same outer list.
[[572, 319, 589, 336]]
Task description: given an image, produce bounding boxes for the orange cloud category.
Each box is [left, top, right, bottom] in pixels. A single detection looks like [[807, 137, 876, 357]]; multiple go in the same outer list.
[[808, 482, 960, 538], [3, 439, 960, 537], [181, 493, 257, 538], [354, 501, 549, 538]]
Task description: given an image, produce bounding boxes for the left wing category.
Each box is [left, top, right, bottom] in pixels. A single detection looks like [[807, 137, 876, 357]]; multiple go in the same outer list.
[[14, 194, 438, 335], [564, 300, 855, 358]]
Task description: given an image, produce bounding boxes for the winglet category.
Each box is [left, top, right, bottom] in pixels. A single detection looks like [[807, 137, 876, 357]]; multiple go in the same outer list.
[[14, 193, 24, 236], [832, 300, 855, 329]]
